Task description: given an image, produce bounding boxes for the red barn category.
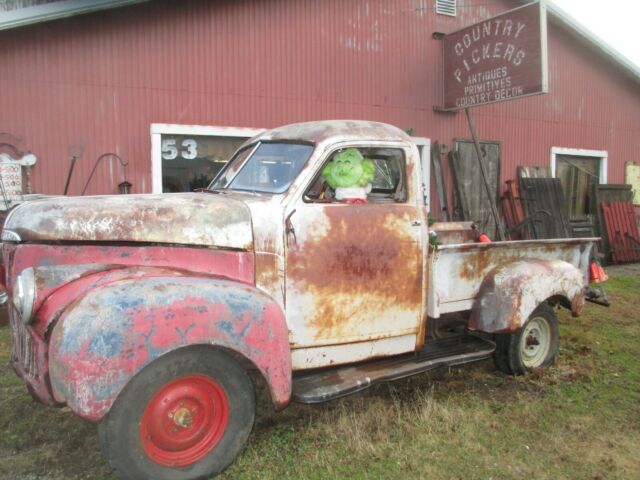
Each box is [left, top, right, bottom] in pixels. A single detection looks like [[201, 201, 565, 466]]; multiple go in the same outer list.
[[1, 0, 639, 223]]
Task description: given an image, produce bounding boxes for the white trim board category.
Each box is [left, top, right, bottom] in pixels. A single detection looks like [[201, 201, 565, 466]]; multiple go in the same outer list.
[[550, 147, 608, 184], [411, 137, 430, 209], [150, 123, 264, 194]]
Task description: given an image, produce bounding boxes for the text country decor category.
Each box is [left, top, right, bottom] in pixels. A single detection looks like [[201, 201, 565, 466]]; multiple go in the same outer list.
[[442, 1, 548, 110]]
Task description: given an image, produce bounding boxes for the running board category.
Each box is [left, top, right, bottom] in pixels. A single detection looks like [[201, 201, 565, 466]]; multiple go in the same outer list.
[[292, 335, 495, 404]]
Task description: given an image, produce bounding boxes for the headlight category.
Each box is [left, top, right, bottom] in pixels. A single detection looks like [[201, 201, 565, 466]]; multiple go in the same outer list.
[[1, 229, 21, 242], [12, 268, 36, 325]]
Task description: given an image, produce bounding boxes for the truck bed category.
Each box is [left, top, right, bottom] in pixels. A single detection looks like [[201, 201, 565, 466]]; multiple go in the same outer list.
[[427, 235, 596, 318]]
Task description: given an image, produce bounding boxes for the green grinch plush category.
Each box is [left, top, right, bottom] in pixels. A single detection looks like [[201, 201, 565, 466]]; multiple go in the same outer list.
[[322, 148, 375, 202]]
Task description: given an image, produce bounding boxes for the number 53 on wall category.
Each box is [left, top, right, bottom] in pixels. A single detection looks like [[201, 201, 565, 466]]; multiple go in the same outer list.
[[161, 138, 198, 160]]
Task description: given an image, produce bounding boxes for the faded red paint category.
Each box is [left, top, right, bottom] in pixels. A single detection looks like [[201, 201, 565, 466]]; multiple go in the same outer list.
[[601, 201, 640, 263], [5, 242, 293, 417], [7, 243, 254, 335], [47, 273, 291, 421]]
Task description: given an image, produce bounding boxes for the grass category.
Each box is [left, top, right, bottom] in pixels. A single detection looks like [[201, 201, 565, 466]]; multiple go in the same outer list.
[[1, 273, 639, 479]]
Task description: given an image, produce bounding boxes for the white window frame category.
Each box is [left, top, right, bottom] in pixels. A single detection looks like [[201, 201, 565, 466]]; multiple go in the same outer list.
[[550, 147, 608, 184], [411, 137, 430, 209], [150, 123, 265, 194]]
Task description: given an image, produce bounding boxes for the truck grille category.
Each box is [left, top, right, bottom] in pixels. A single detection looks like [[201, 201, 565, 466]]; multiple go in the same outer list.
[[10, 309, 37, 377]]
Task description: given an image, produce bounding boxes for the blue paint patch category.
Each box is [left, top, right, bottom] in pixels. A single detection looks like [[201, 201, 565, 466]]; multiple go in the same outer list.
[[89, 331, 124, 357], [225, 291, 262, 321], [119, 252, 132, 258], [218, 321, 235, 337], [116, 297, 145, 311]]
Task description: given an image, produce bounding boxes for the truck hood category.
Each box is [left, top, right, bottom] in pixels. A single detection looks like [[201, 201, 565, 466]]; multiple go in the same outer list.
[[2, 193, 253, 249]]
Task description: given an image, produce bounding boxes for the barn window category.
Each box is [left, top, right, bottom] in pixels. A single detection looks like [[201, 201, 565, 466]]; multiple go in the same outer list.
[[436, 0, 456, 16], [150, 124, 264, 194], [550, 147, 608, 219]]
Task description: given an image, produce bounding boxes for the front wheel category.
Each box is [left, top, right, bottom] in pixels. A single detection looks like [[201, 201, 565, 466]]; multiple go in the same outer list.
[[98, 347, 255, 480], [493, 303, 559, 375]]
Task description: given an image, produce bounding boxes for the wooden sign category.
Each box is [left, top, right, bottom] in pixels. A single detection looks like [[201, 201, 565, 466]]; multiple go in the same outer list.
[[442, 1, 548, 110]]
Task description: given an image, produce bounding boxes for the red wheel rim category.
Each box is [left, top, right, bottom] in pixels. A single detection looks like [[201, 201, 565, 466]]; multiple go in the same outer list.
[[139, 374, 229, 467]]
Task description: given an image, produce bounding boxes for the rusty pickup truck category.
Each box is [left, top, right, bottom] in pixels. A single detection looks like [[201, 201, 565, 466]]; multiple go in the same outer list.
[[2, 121, 598, 480]]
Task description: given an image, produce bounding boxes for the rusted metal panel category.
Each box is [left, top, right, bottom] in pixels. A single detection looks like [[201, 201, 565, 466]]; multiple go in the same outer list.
[[601, 201, 640, 263], [0, 0, 637, 200], [431, 221, 476, 245], [241, 194, 287, 309], [285, 204, 423, 349], [4, 242, 258, 405], [290, 334, 417, 371], [293, 334, 495, 403], [256, 120, 410, 146], [279, 129, 425, 360], [3, 193, 253, 249], [427, 237, 594, 318], [590, 184, 634, 262], [48, 272, 291, 420], [468, 259, 585, 333]]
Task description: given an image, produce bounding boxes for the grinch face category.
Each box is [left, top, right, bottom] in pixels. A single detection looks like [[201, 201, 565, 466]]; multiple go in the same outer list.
[[322, 148, 375, 189]]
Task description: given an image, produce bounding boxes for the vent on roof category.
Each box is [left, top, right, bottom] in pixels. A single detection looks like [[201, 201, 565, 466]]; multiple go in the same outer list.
[[436, 0, 456, 17]]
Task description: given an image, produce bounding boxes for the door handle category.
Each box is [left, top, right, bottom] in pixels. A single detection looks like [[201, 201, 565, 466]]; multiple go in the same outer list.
[[285, 209, 297, 246], [411, 220, 421, 227]]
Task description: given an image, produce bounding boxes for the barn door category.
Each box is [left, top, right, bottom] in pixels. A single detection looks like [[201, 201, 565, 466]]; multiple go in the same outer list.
[[451, 140, 501, 238]]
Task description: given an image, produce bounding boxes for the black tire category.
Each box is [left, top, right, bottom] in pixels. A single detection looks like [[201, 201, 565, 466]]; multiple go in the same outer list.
[[98, 346, 255, 480], [493, 303, 559, 375]]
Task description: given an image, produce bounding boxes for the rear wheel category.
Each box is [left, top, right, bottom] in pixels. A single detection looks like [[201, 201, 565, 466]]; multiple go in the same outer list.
[[493, 303, 559, 375], [99, 347, 255, 480]]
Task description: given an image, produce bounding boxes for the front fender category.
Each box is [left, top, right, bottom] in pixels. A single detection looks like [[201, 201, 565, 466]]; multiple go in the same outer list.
[[48, 275, 291, 421], [469, 259, 585, 334]]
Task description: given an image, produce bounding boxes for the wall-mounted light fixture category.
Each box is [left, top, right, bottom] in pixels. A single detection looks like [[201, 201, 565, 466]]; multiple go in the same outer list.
[[118, 180, 132, 195], [82, 153, 129, 195]]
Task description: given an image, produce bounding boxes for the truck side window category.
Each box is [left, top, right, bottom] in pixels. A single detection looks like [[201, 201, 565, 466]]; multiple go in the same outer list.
[[304, 147, 407, 203]]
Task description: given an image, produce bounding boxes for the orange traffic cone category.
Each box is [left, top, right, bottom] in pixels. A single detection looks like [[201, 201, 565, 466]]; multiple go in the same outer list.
[[478, 233, 492, 243], [589, 261, 608, 283]]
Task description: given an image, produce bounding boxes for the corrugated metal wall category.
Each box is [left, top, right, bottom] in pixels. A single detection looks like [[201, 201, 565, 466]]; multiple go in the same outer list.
[[1, 0, 639, 201]]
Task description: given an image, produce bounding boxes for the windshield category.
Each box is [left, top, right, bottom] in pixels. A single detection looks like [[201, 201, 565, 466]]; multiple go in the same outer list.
[[209, 142, 314, 193]]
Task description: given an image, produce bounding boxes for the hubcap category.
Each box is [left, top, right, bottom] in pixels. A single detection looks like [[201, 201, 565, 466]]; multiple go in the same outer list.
[[140, 374, 229, 467], [519, 316, 551, 368]]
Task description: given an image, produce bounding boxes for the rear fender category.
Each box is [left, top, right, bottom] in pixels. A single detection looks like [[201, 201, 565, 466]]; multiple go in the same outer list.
[[48, 275, 291, 421], [469, 259, 585, 334]]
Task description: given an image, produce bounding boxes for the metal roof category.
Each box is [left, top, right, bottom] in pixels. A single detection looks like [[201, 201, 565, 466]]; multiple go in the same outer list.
[[0, 0, 148, 30]]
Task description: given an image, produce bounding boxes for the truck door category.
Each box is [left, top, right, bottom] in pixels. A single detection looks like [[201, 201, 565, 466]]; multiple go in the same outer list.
[[284, 145, 424, 363]]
